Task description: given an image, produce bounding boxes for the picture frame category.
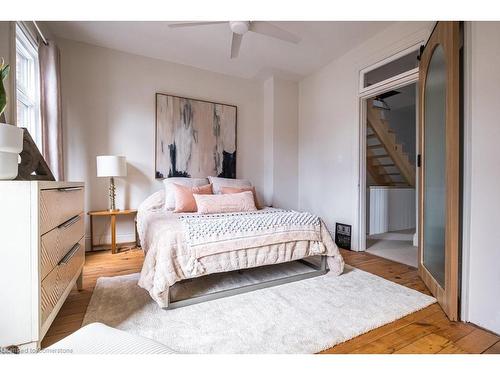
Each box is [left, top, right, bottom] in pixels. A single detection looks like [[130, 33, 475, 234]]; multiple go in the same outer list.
[[155, 93, 237, 179]]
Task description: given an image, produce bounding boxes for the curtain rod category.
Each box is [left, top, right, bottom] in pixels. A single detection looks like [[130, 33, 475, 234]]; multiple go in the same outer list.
[[32, 21, 48, 45]]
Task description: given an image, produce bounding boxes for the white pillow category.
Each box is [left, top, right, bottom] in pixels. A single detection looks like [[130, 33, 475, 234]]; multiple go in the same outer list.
[[163, 177, 209, 210], [194, 191, 257, 214], [208, 176, 252, 194]]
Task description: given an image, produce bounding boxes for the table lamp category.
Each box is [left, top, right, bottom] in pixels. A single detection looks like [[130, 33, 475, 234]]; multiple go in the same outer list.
[[96, 155, 127, 211]]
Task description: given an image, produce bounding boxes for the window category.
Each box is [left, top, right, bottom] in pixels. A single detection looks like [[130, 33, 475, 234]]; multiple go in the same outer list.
[[16, 24, 41, 149], [360, 46, 420, 93]]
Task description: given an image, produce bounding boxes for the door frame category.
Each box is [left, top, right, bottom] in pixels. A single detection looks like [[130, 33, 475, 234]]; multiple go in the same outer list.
[[354, 22, 471, 323], [460, 21, 472, 323], [357, 43, 423, 251]]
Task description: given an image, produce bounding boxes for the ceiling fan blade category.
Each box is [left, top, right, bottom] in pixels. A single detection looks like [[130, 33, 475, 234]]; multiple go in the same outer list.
[[230, 33, 243, 59], [249, 21, 300, 44], [168, 21, 227, 28]]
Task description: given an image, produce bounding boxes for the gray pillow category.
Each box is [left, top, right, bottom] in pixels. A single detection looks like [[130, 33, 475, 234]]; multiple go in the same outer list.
[[208, 176, 252, 194]]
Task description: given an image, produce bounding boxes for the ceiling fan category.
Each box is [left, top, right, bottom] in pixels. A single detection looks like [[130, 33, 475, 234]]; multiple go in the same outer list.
[[168, 21, 301, 59]]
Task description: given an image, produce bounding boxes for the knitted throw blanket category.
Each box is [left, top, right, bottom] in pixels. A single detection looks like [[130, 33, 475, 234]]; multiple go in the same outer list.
[[179, 210, 323, 275]]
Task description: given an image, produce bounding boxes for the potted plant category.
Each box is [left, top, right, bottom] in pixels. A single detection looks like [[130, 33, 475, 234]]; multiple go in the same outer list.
[[0, 57, 24, 180]]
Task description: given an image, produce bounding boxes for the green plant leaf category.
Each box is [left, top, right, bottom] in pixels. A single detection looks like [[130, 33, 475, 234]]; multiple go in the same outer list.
[[0, 64, 10, 81], [0, 73, 6, 117]]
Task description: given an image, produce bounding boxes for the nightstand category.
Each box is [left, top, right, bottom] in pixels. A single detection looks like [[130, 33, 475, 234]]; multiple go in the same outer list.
[[88, 209, 138, 254]]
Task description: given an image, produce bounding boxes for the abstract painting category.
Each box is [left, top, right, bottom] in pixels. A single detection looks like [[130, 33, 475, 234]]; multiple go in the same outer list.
[[155, 93, 237, 179]]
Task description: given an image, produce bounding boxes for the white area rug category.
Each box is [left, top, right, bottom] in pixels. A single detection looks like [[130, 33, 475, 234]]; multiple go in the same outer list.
[[83, 263, 435, 353]]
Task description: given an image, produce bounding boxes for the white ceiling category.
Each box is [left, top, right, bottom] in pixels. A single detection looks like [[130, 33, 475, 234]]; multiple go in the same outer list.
[[43, 21, 394, 81]]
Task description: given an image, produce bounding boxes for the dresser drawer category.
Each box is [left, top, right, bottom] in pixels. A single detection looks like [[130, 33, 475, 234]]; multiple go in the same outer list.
[[40, 186, 84, 234], [40, 238, 85, 327], [40, 213, 85, 280]]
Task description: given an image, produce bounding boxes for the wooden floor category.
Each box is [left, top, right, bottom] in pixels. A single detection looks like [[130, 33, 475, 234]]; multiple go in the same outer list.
[[42, 248, 500, 354]]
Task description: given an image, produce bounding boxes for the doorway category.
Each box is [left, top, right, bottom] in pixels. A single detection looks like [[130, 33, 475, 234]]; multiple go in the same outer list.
[[365, 83, 418, 267], [357, 22, 462, 321]]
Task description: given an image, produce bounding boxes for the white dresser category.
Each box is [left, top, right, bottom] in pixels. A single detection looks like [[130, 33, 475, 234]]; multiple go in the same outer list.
[[0, 181, 85, 350]]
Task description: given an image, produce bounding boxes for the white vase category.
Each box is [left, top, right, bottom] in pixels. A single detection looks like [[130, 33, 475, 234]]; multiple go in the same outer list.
[[0, 124, 23, 180]]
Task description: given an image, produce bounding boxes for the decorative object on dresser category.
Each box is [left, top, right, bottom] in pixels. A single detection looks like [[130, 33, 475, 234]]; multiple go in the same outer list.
[[96, 155, 127, 211], [0, 58, 24, 180], [88, 209, 138, 254], [0, 181, 85, 351], [155, 93, 237, 179], [15, 128, 55, 181]]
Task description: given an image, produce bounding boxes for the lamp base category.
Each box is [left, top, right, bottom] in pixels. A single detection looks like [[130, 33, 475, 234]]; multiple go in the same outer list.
[[109, 176, 116, 211]]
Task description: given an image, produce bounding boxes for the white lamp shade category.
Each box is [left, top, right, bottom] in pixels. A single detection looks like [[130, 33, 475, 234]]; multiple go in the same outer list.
[[96, 155, 127, 177]]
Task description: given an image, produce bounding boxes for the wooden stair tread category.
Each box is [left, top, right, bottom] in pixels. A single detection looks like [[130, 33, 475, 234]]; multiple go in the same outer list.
[[366, 99, 416, 187]]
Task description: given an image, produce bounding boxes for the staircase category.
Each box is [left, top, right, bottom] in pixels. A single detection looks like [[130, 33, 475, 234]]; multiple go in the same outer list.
[[366, 99, 416, 187]]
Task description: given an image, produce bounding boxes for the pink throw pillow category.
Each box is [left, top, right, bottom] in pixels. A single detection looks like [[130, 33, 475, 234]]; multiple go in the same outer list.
[[173, 183, 213, 213], [194, 191, 257, 214], [220, 186, 262, 209]]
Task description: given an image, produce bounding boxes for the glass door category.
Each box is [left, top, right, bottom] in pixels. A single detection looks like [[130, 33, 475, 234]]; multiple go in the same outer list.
[[418, 22, 460, 321]]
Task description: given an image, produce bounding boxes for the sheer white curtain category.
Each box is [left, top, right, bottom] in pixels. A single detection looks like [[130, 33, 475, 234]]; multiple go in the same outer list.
[[39, 41, 64, 180]]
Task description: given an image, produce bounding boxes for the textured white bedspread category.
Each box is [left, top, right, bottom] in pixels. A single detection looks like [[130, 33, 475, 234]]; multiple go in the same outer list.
[[136, 192, 344, 308]]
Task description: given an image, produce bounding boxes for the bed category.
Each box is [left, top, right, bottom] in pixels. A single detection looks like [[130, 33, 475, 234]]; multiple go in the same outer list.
[[137, 189, 345, 309]]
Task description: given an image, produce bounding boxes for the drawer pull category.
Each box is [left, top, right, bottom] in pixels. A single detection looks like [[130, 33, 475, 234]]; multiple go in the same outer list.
[[57, 187, 83, 192], [58, 243, 81, 265], [58, 214, 81, 229]]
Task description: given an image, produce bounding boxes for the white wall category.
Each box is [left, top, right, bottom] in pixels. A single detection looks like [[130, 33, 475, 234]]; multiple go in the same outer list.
[[464, 21, 500, 334], [58, 39, 265, 247], [298, 22, 433, 245], [263, 76, 298, 209], [262, 77, 274, 206], [275, 78, 298, 209], [368, 187, 416, 235]]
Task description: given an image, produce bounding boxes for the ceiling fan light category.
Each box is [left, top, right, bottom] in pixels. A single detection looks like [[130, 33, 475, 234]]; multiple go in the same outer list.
[[229, 21, 250, 35]]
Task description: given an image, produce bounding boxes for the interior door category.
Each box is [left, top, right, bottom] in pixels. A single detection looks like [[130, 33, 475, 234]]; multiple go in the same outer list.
[[418, 21, 460, 320]]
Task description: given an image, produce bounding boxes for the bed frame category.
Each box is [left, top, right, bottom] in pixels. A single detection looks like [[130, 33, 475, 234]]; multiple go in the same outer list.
[[165, 256, 329, 309]]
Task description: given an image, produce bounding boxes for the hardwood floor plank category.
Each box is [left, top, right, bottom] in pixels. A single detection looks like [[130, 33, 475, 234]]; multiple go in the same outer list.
[[41, 248, 499, 354], [452, 329, 500, 354], [483, 340, 500, 354], [394, 333, 451, 354], [350, 311, 447, 354]]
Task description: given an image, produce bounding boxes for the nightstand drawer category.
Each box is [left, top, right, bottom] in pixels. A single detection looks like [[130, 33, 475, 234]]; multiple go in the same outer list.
[[40, 238, 85, 327], [40, 213, 85, 280], [40, 186, 84, 234]]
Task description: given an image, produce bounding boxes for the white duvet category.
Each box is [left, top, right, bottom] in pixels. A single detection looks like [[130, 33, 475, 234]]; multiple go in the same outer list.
[[137, 190, 345, 308]]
